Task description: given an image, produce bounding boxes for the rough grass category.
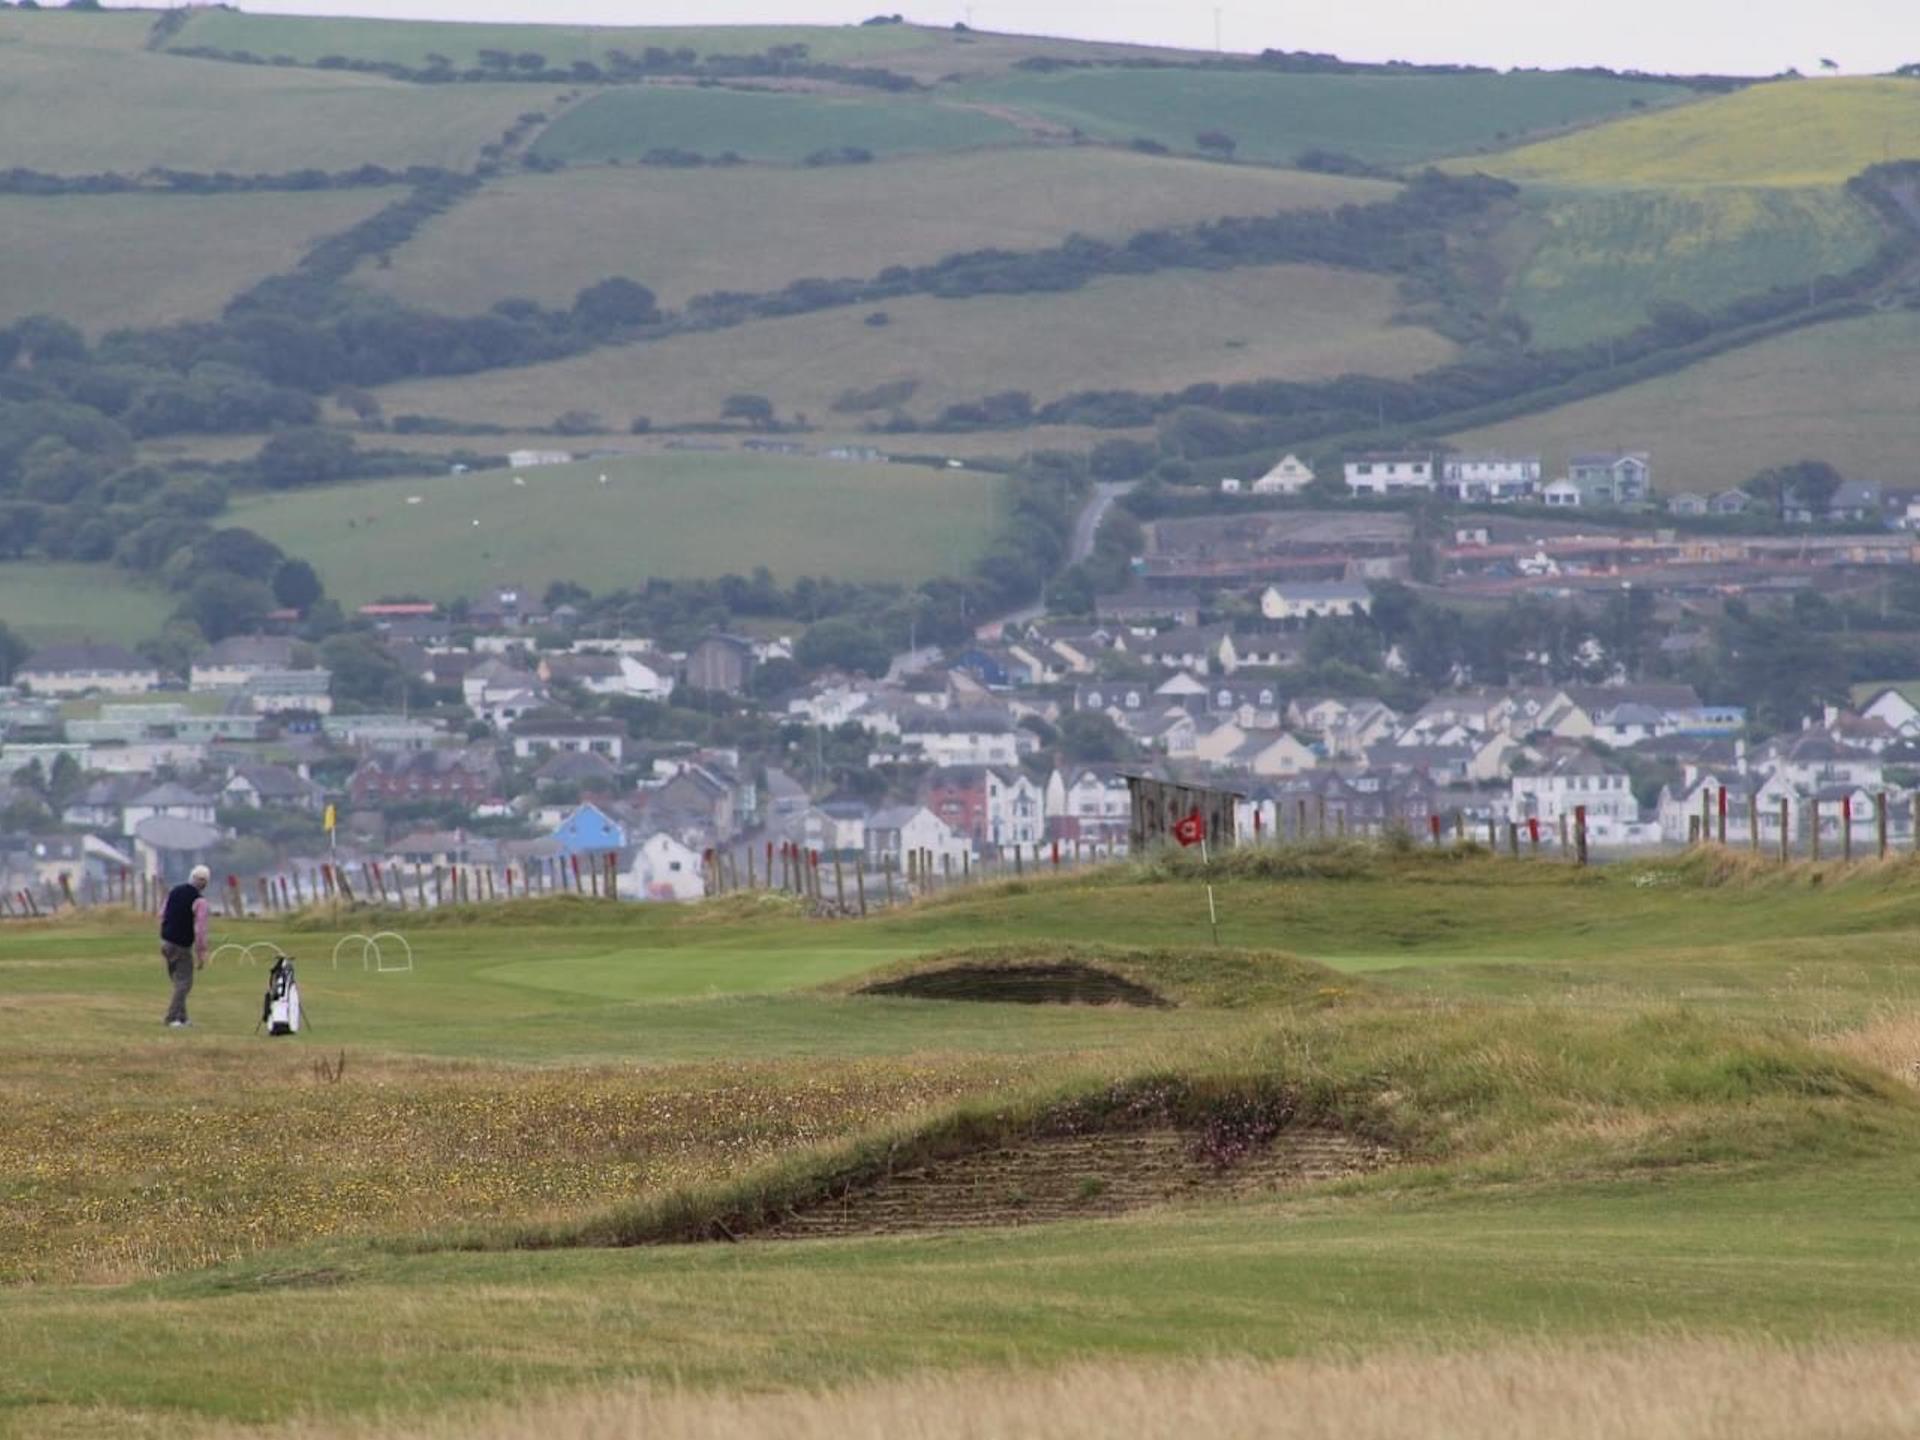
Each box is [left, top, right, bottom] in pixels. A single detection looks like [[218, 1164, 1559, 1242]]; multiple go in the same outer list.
[[0, 45, 546, 175], [371, 263, 1453, 433], [208, 1341, 1920, 1440], [958, 69, 1694, 167], [1479, 77, 1920, 187], [1505, 184, 1888, 348], [361, 148, 1394, 311], [1450, 308, 1920, 496], [530, 86, 1026, 165], [0, 191, 390, 336], [227, 452, 1006, 604]]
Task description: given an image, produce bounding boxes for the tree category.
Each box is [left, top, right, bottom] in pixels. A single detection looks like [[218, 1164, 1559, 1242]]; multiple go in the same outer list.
[[256, 428, 357, 489], [1059, 711, 1127, 762], [195, 527, 285, 584], [1195, 130, 1238, 157], [1745, 459, 1844, 522], [793, 617, 890, 677], [571, 277, 658, 334], [176, 574, 275, 642], [0, 621, 28, 684], [319, 632, 404, 709], [722, 393, 776, 429], [272, 558, 324, 613]]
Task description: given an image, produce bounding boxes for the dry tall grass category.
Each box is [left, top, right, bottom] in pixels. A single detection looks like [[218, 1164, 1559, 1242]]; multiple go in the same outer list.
[[223, 1340, 1920, 1440], [1828, 1012, 1920, 1088]]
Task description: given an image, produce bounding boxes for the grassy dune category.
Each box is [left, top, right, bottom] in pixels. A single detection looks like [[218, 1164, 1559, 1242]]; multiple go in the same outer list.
[[0, 48, 545, 175], [0, 191, 391, 336], [1449, 309, 1920, 492], [1480, 77, 1920, 186], [959, 69, 1694, 166], [228, 452, 1007, 603], [529, 86, 1026, 165], [361, 148, 1395, 311], [1507, 185, 1887, 347], [372, 264, 1451, 431]]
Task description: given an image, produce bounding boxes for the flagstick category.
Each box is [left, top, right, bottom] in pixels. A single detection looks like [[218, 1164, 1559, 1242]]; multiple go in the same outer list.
[[1202, 835, 1219, 946]]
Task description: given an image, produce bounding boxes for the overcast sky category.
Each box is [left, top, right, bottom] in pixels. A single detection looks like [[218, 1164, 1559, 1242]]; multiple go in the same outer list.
[[125, 1, 1920, 75]]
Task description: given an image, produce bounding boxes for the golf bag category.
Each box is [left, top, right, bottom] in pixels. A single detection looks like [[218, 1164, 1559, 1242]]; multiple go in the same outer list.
[[261, 955, 302, 1037]]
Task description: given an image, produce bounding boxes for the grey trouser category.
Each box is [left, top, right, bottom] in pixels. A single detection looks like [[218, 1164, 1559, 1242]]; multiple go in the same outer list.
[[162, 943, 195, 1024]]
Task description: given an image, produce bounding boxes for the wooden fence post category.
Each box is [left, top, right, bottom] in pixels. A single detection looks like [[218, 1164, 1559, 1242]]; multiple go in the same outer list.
[[1574, 805, 1589, 867], [1780, 797, 1790, 864], [1507, 821, 1519, 858], [1717, 787, 1728, 847], [1810, 799, 1821, 863], [854, 859, 867, 917], [1748, 793, 1759, 852], [884, 854, 896, 906], [1843, 797, 1854, 864], [833, 852, 847, 913], [1879, 792, 1890, 860]]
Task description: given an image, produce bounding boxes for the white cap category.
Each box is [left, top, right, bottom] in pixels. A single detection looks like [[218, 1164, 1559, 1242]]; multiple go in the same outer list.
[[189, 865, 212, 886]]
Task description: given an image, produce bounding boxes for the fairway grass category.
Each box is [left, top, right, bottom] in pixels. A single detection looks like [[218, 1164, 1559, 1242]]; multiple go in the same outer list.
[[1449, 308, 1920, 493], [10, 852, 1920, 1433], [959, 69, 1694, 167], [0, 191, 391, 336], [361, 149, 1395, 312], [530, 86, 1026, 166], [228, 452, 1005, 603], [372, 263, 1453, 433], [1479, 77, 1920, 187]]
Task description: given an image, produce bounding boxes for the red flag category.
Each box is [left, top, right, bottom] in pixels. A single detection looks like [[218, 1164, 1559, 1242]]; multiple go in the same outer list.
[[1172, 810, 1206, 848]]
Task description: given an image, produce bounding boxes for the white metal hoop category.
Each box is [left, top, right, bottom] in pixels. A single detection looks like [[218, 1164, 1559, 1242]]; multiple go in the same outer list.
[[209, 941, 283, 967], [330, 931, 414, 973]]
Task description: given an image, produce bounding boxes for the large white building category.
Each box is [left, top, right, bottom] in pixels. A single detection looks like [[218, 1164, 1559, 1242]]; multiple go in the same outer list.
[[1261, 582, 1374, 621], [1442, 455, 1541, 504], [1343, 452, 1436, 497], [1509, 754, 1639, 837], [1250, 453, 1316, 495]]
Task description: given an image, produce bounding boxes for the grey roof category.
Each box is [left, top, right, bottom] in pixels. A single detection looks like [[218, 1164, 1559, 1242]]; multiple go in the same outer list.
[[198, 636, 295, 667], [131, 782, 214, 807], [133, 815, 222, 850], [22, 643, 152, 675]]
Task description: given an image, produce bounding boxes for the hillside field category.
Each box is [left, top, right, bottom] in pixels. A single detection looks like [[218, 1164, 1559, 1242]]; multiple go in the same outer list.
[[529, 85, 1027, 165], [360, 148, 1395, 311], [4, 850, 1920, 1434], [958, 69, 1696, 166], [1449, 309, 1920, 493], [1505, 185, 1888, 347], [0, 562, 168, 647], [372, 263, 1453, 432], [229, 453, 1007, 604], [1478, 77, 1920, 187], [0, 190, 391, 336]]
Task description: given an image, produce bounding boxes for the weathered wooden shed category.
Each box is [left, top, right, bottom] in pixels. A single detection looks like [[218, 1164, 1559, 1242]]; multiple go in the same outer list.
[[1125, 775, 1244, 853]]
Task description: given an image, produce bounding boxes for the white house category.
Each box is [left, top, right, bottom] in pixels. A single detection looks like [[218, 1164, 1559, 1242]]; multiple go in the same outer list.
[[1540, 477, 1584, 508], [1343, 452, 1436, 497], [899, 711, 1020, 768], [1232, 730, 1317, 777], [1861, 688, 1920, 736], [18, 644, 159, 698], [986, 769, 1047, 848], [507, 448, 572, 469], [1509, 754, 1639, 838], [1251, 454, 1316, 495], [190, 636, 298, 690], [246, 668, 334, 716], [1219, 476, 1244, 495], [540, 651, 676, 701], [1442, 454, 1540, 504], [121, 783, 218, 839], [1261, 582, 1373, 621], [626, 831, 706, 901], [1045, 766, 1130, 847], [865, 805, 972, 874]]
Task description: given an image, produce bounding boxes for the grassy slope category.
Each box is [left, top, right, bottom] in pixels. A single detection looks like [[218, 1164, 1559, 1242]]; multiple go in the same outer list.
[[1448, 309, 1920, 493], [168, 11, 934, 67], [371, 264, 1452, 430], [529, 86, 1026, 164], [1480, 77, 1920, 186], [0, 562, 168, 647], [1506, 184, 1887, 348], [0, 191, 390, 336], [361, 149, 1395, 311], [228, 452, 1006, 604], [959, 69, 1695, 166], [0, 46, 544, 175]]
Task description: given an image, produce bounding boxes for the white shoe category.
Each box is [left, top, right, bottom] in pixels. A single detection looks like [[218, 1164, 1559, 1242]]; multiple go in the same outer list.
[[166, 1020, 190, 1028]]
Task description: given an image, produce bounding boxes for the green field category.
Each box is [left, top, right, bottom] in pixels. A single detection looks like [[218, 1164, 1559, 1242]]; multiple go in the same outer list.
[[6, 850, 1920, 1434], [167, 11, 935, 68], [0, 190, 390, 336], [373, 263, 1453, 432], [0, 562, 168, 647], [228, 453, 1006, 604], [362, 147, 1394, 311], [529, 85, 1026, 165], [1505, 184, 1888, 347], [0, 45, 544, 175], [1479, 77, 1920, 187], [958, 69, 1695, 167], [0, 7, 155, 51], [1450, 309, 1920, 493]]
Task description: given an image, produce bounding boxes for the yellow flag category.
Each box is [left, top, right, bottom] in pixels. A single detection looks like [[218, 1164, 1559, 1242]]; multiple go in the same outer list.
[[323, 804, 337, 834]]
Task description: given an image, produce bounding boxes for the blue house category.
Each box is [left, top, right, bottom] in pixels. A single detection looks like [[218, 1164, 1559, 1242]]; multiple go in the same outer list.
[[950, 647, 1017, 689], [550, 802, 628, 858]]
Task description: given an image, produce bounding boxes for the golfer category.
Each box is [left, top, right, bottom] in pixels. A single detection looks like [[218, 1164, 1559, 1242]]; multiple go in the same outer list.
[[159, 865, 212, 1028]]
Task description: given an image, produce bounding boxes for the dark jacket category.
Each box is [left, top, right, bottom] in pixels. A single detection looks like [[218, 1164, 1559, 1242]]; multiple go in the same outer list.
[[160, 883, 201, 948]]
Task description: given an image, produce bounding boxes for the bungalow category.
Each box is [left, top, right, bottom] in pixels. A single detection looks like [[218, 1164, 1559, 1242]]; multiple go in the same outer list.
[[864, 805, 971, 875], [1139, 624, 1230, 673], [538, 651, 675, 701], [190, 636, 298, 690], [510, 717, 628, 764], [18, 643, 159, 698], [121, 783, 218, 839], [1095, 586, 1201, 629], [132, 815, 223, 885], [1249, 453, 1315, 495], [1343, 451, 1436, 496], [1231, 730, 1317, 778], [1666, 492, 1709, 517], [222, 764, 324, 813], [550, 801, 628, 859], [1221, 632, 1303, 672], [1260, 582, 1373, 621], [1442, 454, 1540, 504], [1709, 489, 1751, 516], [626, 831, 706, 901]]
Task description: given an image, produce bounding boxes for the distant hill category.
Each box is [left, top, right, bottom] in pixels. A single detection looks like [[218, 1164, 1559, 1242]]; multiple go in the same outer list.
[[2, 5, 1917, 610]]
